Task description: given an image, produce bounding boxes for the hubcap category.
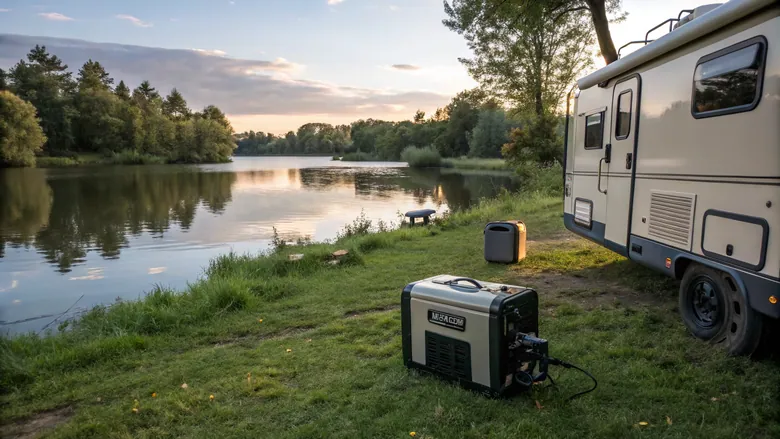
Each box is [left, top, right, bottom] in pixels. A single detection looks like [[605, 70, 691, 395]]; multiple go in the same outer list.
[[691, 279, 719, 328]]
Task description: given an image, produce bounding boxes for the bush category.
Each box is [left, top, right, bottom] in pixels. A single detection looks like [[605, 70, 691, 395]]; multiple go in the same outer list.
[[514, 162, 564, 196], [401, 146, 441, 168], [35, 156, 80, 167], [104, 151, 167, 165], [0, 90, 47, 167], [341, 151, 377, 162]]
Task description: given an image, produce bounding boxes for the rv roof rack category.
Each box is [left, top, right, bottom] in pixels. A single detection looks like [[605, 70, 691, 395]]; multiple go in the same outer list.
[[617, 8, 695, 58]]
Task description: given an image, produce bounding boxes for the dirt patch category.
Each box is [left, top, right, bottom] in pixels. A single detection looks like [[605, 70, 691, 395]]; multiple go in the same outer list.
[[515, 271, 675, 311], [1, 407, 73, 439]]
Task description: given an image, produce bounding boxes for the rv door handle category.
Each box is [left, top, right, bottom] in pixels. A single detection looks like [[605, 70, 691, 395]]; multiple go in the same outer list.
[[597, 158, 608, 194]]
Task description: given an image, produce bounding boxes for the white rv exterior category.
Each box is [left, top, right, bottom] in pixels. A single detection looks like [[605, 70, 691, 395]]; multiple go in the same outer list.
[[563, 0, 779, 355]]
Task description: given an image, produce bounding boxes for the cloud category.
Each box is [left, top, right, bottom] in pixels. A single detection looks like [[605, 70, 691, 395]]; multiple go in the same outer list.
[[389, 5, 398, 11], [0, 34, 450, 122], [38, 12, 74, 21], [328, 0, 345, 4], [0, 9, 11, 12], [391, 64, 421, 71], [116, 14, 153, 27], [191, 48, 228, 57]]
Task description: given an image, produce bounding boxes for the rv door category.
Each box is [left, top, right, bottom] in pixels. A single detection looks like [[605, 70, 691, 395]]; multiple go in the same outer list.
[[604, 76, 640, 254]]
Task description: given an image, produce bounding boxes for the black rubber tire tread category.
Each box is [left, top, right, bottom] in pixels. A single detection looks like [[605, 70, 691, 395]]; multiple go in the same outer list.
[[679, 263, 764, 356], [679, 264, 730, 341]]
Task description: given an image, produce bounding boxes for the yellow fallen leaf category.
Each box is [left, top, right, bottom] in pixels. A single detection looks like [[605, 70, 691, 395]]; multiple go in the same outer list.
[[258, 319, 263, 323], [306, 338, 312, 343], [151, 392, 157, 398], [638, 422, 649, 426], [181, 383, 188, 389], [286, 348, 292, 353], [409, 433, 416, 437], [666, 416, 672, 425], [209, 394, 215, 401], [132, 408, 138, 413]]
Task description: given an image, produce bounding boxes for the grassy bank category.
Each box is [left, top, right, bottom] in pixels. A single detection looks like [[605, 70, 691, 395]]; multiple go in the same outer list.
[[337, 151, 380, 162], [2, 180, 778, 437], [35, 152, 231, 168], [442, 157, 509, 171]]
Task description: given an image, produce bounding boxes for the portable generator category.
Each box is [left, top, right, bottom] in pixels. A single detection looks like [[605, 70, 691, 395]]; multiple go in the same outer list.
[[401, 275, 552, 397]]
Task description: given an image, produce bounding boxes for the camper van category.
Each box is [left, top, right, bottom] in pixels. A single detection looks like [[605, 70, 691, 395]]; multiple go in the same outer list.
[[563, 0, 779, 355]]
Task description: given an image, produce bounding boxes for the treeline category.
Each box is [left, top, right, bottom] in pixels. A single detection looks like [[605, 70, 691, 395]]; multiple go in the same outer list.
[[0, 45, 236, 167], [234, 89, 544, 162]]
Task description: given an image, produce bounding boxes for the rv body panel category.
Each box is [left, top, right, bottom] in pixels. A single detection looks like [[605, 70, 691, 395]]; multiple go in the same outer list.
[[564, 3, 780, 319]]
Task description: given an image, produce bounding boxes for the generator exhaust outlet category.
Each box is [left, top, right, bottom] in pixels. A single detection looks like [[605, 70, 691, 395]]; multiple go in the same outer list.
[[402, 275, 597, 400]]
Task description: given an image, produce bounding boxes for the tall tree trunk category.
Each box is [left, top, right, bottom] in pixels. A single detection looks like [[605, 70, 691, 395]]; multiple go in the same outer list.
[[586, 0, 618, 64]]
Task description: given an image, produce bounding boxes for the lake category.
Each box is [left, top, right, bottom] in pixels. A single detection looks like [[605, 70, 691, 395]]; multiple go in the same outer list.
[[0, 156, 519, 334]]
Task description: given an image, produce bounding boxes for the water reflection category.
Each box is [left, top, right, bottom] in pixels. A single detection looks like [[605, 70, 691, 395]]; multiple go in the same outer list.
[[1, 168, 236, 272], [0, 158, 518, 275]]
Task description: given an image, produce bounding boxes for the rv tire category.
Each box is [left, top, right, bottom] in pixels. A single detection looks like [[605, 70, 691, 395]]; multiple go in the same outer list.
[[679, 264, 730, 342], [679, 264, 764, 355]]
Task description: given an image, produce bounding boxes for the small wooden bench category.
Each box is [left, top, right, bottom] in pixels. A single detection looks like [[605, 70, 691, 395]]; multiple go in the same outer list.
[[405, 209, 436, 227]]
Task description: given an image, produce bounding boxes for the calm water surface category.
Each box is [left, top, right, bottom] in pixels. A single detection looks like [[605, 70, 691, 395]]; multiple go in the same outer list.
[[0, 157, 519, 334]]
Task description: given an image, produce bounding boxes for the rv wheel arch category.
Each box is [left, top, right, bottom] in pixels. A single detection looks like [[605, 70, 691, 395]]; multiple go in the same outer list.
[[678, 262, 764, 356]]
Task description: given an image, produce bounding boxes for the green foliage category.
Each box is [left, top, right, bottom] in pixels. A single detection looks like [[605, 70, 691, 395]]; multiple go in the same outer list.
[[0, 90, 47, 167], [468, 108, 510, 158], [4, 46, 235, 166], [444, 1, 594, 115], [340, 151, 378, 162], [502, 113, 563, 166], [34, 156, 79, 167], [441, 157, 508, 171], [7, 45, 77, 155], [104, 151, 167, 165], [514, 162, 564, 195], [162, 88, 191, 121], [76, 59, 113, 91], [114, 80, 131, 100], [401, 146, 442, 168]]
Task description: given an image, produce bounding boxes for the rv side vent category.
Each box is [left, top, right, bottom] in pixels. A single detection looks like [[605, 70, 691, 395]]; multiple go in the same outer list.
[[647, 191, 696, 250]]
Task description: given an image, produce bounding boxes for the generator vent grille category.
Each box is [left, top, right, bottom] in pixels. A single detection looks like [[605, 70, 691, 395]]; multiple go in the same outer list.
[[425, 331, 471, 381], [647, 190, 696, 250]]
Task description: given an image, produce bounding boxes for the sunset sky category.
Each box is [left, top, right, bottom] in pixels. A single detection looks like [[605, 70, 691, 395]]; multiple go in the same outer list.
[[0, 0, 720, 134]]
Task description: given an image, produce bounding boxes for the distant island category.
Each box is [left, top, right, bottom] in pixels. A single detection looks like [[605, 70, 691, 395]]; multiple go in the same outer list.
[[0, 45, 235, 168]]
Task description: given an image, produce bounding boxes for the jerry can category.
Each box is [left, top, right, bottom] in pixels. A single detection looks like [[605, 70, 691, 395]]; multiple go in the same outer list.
[[484, 221, 526, 263]]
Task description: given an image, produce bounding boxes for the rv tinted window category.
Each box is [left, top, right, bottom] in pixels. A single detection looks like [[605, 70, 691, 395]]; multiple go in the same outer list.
[[584, 113, 603, 149], [616, 90, 632, 139], [693, 40, 765, 118]]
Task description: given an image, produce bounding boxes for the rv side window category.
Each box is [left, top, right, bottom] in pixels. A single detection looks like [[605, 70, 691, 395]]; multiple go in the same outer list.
[[692, 37, 766, 118], [616, 90, 632, 139], [584, 112, 603, 149]]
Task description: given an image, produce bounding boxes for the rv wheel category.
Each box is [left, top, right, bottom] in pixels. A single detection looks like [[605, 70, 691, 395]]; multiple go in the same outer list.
[[679, 264, 763, 355]]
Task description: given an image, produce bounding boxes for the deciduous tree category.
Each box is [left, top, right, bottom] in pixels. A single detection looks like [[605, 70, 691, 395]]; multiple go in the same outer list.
[[0, 90, 47, 167], [444, 0, 594, 116]]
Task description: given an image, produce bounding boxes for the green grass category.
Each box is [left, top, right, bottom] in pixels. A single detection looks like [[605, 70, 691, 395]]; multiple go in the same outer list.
[[1, 190, 778, 438], [442, 157, 509, 171], [35, 152, 167, 168], [340, 151, 379, 162], [401, 146, 442, 168]]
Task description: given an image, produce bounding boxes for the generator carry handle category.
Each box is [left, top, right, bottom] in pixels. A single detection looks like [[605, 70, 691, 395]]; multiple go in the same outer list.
[[442, 277, 483, 289]]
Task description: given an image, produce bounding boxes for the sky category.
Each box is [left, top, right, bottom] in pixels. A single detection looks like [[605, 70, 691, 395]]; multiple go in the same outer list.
[[0, 0, 721, 134]]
